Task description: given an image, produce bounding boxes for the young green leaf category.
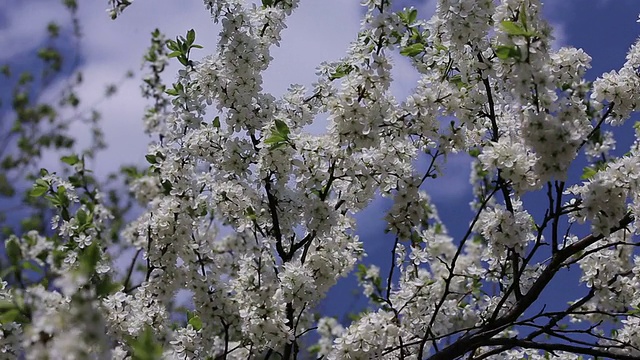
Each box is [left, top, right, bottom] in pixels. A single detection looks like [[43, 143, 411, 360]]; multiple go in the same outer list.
[[400, 43, 425, 57], [77, 209, 88, 225], [22, 261, 43, 274], [581, 166, 598, 180], [274, 119, 290, 137], [80, 242, 100, 275], [329, 63, 354, 80], [188, 314, 203, 331], [28, 183, 48, 197], [500, 21, 528, 36], [0, 309, 22, 325], [264, 134, 287, 146], [495, 45, 521, 60], [130, 326, 163, 360], [145, 154, 157, 164], [61, 154, 80, 166], [161, 180, 173, 195], [166, 40, 179, 51], [5, 238, 22, 265], [408, 9, 418, 24], [186, 29, 196, 45]]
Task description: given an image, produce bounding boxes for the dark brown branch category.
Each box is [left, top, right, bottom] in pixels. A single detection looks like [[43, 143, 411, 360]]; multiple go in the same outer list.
[[480, 337, 639, 360], [426, 213, 634, 360]]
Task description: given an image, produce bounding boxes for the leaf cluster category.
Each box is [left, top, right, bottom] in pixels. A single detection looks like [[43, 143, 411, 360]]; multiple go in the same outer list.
[[166, 29, 203, 67]]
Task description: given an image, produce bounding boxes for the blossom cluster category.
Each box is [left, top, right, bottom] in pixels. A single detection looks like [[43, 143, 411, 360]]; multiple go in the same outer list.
[[2, 0, 640, 359]]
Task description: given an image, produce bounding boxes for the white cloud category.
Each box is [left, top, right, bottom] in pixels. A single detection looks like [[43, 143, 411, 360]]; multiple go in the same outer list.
[[66, 1, 215, 177], [28, 1, 364, 178], [549, 20, 568, 50], [540, 1, 573, 50], [90, 1, 378, 177]]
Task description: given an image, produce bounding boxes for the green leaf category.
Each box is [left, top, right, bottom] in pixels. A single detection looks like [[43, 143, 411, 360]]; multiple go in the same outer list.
[[45, 194, 59, 206], [309, 188, 322, 198], [264, 134, 287, 145], [329, 63, 354, 80], [410, 231, 422, 246], [130, 326, 163, 360], [56, 186, 70, 209], [410, 27, 421, 41], [29, 184, 48, 197], [0, 173, 15, 197], [61, 154, 80, 166], [188, 314, 203, 331], [270, 142, 288, 150], [435, 43, 447, 52], [120, 166, 143, 180], [449, 74, 466, 89], [0, 300, 16, 312], [628, 307, 640, 315], [22, 261, 43, 273], [264, 135, 287, 149], [408, 9, 418, 24], [518, 2, 528, 31], [166, 40, 179, 51], [186, 29, 196, 45], [80, 242, 100, 275], [0, 266, 16, 280], [161, 180, 173, 195], [356, 263, 367, 277], [212, 116, 220, 128], [167, 51, 182, 58], [245, 207, 257, 220], [35, 178, 49, 188], [581, 166, 598, 180], [0, 309, 21, 324], [77, 209, 88, 225], [68, 175, 82, 187], [145, 154, 157, 164], [500, 21, 528, 36], [274, 119, 290, 137], [400, 43, 425, 57], [96, 278, 122, 298], [5, 238, 22, 265], [495, 45, 521, 60], [370, 293, 383, 304], [264, 120, 291, 149]]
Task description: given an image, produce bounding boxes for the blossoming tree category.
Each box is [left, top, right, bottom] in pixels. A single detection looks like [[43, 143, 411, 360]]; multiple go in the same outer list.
[[3, 0, 640, 359]]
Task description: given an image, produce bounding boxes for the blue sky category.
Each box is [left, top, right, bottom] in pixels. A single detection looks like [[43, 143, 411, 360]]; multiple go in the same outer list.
[[2, 0, 640, 331]]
